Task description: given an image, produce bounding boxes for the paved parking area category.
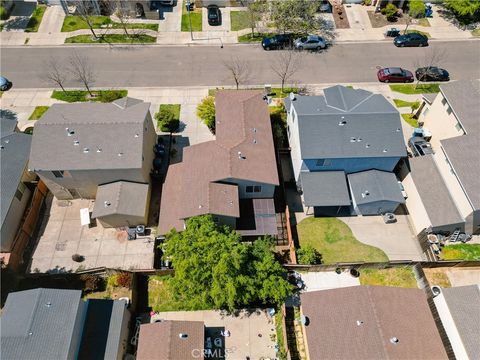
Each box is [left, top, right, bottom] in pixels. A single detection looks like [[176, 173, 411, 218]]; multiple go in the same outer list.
[[339, 214, 425, 261], [202, 6, 231, 32], [29, 196, 155, 273], [298, 271, 360, 292], [152, 309, 277, 359]]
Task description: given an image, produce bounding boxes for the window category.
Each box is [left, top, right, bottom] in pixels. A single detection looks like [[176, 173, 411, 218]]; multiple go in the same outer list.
[[455, 122, 462, 131], [52, 170, 64, 178], [15, 183, 26, 201], [441, 97, 447, 106], [447, 106, 453, 115], [287, 125, 291, 139], [316, 159, 331, 167], [254, 186, 262, 193], [246, 186, 254, 193]]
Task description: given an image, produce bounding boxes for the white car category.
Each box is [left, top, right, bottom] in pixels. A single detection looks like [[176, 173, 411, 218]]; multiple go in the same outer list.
[[294, 35, 327, 51], [398, 181, 408, 199]]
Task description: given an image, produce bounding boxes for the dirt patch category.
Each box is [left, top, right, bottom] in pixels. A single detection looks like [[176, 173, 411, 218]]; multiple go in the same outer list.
[[332, 4, 350, 29], [423, 268, 451, 288], [368, 10, 409, 28]]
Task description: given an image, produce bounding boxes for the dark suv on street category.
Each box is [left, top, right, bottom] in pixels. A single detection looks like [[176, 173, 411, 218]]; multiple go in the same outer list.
[[394, 33, 428, 47], [261, 34, 294, 50]]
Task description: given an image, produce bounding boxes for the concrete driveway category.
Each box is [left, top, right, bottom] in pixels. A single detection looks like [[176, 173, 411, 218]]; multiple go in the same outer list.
[[298, 271, 360, 292], [158, 2, 182, 32], [202, 6, 231, 32], [339, 214, 424, 261]]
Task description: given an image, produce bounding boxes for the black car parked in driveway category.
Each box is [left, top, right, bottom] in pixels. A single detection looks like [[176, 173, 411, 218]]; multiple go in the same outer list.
[[415, 66, 450, 82], [207, 5, 221, 26], [261, 34, 293, 50], [394, 33, 428, 47]]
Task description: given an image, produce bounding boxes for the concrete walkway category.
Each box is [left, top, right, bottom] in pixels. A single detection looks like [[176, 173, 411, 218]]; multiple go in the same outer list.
[[37, 5, 65, 34]]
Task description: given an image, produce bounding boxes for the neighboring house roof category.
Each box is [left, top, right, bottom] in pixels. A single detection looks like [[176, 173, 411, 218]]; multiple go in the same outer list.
[[1, 112, 18, 134], [441, 136, 480, 210], [137, 320, 205, 360], [78, 299, 128, 360], [92, 181, 149, 219], [28, 98, 150, 172], [285, 85, 406, 160], [159, 91, 278, 235], [300, 171, 351, 207], [422, 92, 437, 105], [440, 79, 480, 134], [441, 285, 480, 360], [1, 119, 32, 251], [348, 170, 405, 206], [237, 198, 277, 236], [409, 155, 464, 228], [1, 288, 83, 360], [300, 286, 448, 360]]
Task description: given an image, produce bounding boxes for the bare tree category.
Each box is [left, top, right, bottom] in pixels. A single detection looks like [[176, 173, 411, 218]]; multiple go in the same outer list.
[[244, 0, 267, 38], [68, 52, 96, 97], [270, 50, 302, 92], [223, 57, 249, 90], [413, 47, 448, 88], [72, 0, 100, 39], [105, 0, 131, 37], [43, 57, 68, 93]]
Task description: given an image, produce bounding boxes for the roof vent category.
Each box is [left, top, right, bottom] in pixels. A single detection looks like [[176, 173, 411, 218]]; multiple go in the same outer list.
[[383, 148, 388, 153], [118, 152, 123, 157], [365, 143, 370, 148], [350, 137, 356, 142], [66, 128, 75, 136], [45, 302, 52, 307], [199, 204, 203, 209], [361, 191, 370, 198], [0, 145, 4, 150], [356, 320, 364, 326], [179, 333, 188, 339], [104, 201, 111, 207], [4, 139, 9, 144], [135, 133, 139, 138], [74, 140, 80, 146], [28, 332, 33, 336], [97, 147, 102, 153], [238, 151, 246, 160], [396, 128, 401, 132], [252, 127, 257, 133], [357, 138, 362, 142], [83, 147, 89, 153], [390, 337, 399, 344], [339, 120, 347, 126], [253, 139, 257, 144]]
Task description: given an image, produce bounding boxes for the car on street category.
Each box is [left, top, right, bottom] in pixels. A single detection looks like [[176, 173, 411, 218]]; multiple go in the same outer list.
[[415, 66, 450, 82], [394, 33, 428, 47], [261, 34, 294, 50], [294, 35, 327, 50], [207, 5, 221, 26], [377, 67, 414, 83], [0, 76, 12, 91], [409, 136, 434, 157]]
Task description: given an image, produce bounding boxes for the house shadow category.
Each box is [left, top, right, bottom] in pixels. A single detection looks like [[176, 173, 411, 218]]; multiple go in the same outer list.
[[169, 135, 190, 165], [205, 327, 226, 360]]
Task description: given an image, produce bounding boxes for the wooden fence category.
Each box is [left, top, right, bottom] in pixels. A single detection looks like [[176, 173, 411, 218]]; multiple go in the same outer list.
[[285, 206, 297, 264]]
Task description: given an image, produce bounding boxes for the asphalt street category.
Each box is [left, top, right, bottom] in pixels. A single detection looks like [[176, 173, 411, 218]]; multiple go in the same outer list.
[[1, 41, 479, 88]]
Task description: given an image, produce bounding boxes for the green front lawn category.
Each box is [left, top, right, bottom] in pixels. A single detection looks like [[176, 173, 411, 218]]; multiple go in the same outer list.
[[148, 275, 187, 312], [51, 90, 127, 103], [181, 1, 202, 32], [401, 113, 419, 127], [393, 99, 419, 108], [25, 5, 47, 32], [296, 217, 388, 264], [238, 32, 266, 42], [61, 15, 158, 32], [65, 34, 156, 44], [389, 83, 440, 94], [29, 106, 49, 120], [359, 267, 418, 288], [230, 11, 250, 31], [441, 244, 480, 260]]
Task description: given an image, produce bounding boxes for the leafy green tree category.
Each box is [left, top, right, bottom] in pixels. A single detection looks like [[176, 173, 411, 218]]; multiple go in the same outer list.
[[245, 0, 267, 38], [271, 0, 328, 34], [409, 0, 425, 18], [162, 215, 293, 311], [382, 4, 398, 22], [444, 0, 480, 22], [196, 96, 216, 134], [155, 107, 179, 132], [297, 245, 322, 265]]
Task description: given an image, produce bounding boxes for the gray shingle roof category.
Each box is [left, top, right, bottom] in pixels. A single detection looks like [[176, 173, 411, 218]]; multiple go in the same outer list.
[[1, 121, 32, 250], [92, 181, 149, 219], [409, 155, 464, 228], [1, 288, 83, 360], [442, 285, 480, 360], [288, 86, 406, 160], [28, 99, 150, 172], [300, 171, 351, 207], [348, 170, 405, 205]]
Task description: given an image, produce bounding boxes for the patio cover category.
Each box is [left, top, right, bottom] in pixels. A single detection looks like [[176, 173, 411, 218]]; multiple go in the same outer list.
[[300, 171, 351, 207]]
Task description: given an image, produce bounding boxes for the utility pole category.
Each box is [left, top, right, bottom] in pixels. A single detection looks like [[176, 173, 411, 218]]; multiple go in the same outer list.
[[186, 0, 193, 40]]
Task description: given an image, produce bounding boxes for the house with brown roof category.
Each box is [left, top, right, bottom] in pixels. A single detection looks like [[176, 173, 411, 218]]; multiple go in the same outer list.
[[137, 320, 205, 360], [158, 91, 279, 236], [300, 286, 448, 360]]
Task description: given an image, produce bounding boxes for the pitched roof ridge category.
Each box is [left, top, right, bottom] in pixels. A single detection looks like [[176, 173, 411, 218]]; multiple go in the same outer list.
[[367, 286, 389, 359], [348, 92, 375, 112], [338, 86, 348, 111], [114, 181, 123, 212]]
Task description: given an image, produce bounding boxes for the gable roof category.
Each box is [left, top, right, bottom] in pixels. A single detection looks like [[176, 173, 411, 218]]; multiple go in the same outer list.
[[92, 181, 149, 219], [301, 286, 448, 360], [137, 320, 204, 360], [348, 170, 405, 205], [286, 86, 406, 160], [158, 91, 278, 235], [28, 99, 150, 172], [1, 119, 32, 250], [1, 288, 83, 360]]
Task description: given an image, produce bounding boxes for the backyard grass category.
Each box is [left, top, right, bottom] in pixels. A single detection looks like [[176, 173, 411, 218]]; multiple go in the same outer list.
[[65, 34, 156, 44], [275, 311, 287, 360], [28, 106, 49, 120], [230, 11, 250, 31], [296, 217, 388, 264], [441, 244, 480, 261], [472, 29, 480, 37], [389, 83, 440, 94], [148, 275, 186, 312], [51, 89, 127, 103], [401, 113, 419, 127], [423, 268, 451, 288], [181, 1, 202, 32], [393, 99, 420, 108], [404, 29, 431, 38], [61, 15, 158, 32], [359, 267, 418, 288], [25, 5, 47, 32], [238, 32, 266, 43]]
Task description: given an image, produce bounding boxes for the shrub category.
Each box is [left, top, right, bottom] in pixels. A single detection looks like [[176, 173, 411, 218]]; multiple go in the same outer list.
[[196, 96, 216, 133], [363, 0, 372, 5], [80, 274, 105, 293], [409, 0, 426, 18], [297, 245, 322, 265], [382, 4, 398, 21], [0, 5, 9, 20], [155, 106, 180, 132], [116, 272, 133, 288]]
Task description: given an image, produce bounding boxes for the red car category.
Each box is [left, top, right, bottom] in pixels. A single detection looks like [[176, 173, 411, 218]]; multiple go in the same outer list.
[[377, 67, 414, 83]]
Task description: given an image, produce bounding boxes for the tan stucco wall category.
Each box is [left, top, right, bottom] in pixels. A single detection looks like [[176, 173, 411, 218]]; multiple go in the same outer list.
[[403, 172, 431, 235]]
